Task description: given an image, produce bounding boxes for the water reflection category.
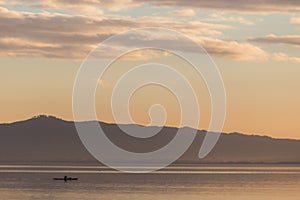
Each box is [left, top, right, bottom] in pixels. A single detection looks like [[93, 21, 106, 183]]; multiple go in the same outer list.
[[0, 165, 299, 200]]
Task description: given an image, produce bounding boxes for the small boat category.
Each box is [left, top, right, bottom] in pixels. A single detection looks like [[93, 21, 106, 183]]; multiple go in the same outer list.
[[53, 176, 78, 182]]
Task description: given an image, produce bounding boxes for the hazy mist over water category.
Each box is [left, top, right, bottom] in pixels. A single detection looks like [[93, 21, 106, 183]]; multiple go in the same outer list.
[[1, 165, 300, 200]]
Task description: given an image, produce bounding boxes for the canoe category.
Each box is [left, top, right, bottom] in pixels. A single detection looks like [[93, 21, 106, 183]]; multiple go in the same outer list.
[[53, 176, 78, 181]]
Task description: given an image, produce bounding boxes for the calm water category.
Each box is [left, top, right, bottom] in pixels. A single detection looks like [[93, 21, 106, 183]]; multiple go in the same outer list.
[[0, 164, 300, 200]]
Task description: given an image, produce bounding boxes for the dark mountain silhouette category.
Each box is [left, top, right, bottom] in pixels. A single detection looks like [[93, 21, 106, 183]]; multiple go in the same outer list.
[[0, 115, 300, 165]]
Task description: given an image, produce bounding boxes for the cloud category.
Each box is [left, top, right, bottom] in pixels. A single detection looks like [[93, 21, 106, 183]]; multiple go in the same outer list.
[[197, 37, 268, 61], [90, 28, 269, 61], [205, 13, 254, 25], [290, 57, 300, 63], [38, 0, 141, 13], [273, 52, 300, 63], [42, 1, 104, 15], [249, 34, 300, 47], [0, 7, 269, 61], [290, 17, 300, 24], [170, 9, 196, 17], [119, 49, 171, 61]]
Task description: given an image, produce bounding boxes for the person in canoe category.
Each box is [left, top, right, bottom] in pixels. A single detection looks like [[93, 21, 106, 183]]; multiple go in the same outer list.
[[53, 176, 78, 182]]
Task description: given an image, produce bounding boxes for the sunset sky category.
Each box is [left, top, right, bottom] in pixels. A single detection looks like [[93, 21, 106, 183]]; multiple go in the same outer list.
[[0, 0, 300, 139]]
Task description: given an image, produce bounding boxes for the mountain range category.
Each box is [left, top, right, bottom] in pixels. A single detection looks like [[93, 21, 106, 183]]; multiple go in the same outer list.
[[0, 115, 299, 165]]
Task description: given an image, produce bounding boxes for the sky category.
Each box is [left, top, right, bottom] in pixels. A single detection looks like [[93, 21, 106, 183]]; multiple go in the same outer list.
[[0, 0, 300, 139]]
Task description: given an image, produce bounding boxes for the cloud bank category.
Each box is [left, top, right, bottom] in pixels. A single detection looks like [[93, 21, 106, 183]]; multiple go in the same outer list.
[[1, 0, 300, 14], [0, 7, 269, 61]]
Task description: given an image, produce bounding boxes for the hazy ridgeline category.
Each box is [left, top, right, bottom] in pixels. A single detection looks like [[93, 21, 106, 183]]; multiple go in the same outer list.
[[0, 115, 300, 165]]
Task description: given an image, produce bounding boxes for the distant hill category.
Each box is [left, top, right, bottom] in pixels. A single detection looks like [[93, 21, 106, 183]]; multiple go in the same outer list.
[[0, 115, 300, 165]]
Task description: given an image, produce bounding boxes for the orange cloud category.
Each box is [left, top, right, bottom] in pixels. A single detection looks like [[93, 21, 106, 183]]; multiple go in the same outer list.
[[170, 9, 196, 17], [273, 52, 300, 63], [290, 17, 300, 24], [206, 13, 254, 26], [197, 37, 268, 61]]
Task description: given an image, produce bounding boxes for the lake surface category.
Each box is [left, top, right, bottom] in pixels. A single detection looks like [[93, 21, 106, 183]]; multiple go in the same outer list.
[[0, 164, 300, 200]]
